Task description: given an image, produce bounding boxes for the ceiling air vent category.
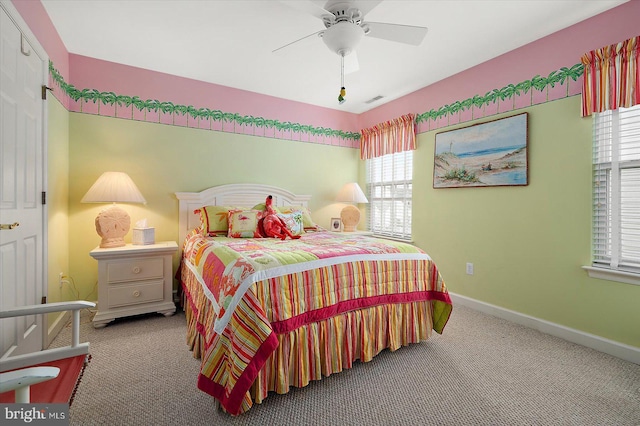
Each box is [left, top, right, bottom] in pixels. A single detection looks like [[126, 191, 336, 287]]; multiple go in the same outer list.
[[365, 95, 384, 104]]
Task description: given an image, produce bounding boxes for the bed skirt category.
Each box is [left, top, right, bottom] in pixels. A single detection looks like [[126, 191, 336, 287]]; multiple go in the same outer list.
[[181, 263, 434, 413]]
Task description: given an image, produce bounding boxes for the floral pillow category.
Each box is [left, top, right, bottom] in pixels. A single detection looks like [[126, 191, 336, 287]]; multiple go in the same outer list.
[[227, 209, 263, 238], [277, 211, 304, 236], [195, 205, 234, 236], [278, 205, 319, 230]]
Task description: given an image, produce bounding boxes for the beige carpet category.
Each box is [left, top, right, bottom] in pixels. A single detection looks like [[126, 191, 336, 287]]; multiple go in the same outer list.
[[50, 304, 640, 425]]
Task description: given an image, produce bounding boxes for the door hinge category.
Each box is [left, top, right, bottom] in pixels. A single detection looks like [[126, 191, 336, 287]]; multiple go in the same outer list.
[[41, 296, 47, 304], [41, 85, 52, 100], [41, 191, 46, 205]]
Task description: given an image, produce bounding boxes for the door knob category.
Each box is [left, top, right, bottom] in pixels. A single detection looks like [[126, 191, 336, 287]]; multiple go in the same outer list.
[[0, 222, 19, 230]]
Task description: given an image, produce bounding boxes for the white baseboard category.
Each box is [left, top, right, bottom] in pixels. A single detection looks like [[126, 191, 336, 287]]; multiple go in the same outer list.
[[449, 292, 640, 365], [47, 310, 70, 347]]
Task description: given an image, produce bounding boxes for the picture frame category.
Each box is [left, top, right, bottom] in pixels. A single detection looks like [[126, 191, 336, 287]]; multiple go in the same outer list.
[[330, 217, 342, 232], [433, 112, 528, 188]]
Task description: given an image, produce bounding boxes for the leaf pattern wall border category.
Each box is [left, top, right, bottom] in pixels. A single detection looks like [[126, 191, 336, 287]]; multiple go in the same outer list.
[[47, 61, 361, 147], [48, 60, 584, 144], [414, 64, 584, 133]]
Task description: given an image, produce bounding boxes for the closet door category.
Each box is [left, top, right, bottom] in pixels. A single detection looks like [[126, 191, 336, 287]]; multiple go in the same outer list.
[[1, 4, 46, 359]]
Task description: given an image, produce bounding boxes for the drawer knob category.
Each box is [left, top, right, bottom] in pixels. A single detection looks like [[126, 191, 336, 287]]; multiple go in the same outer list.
[[132, 266, 141, 274], [132, 290, 141, 298]]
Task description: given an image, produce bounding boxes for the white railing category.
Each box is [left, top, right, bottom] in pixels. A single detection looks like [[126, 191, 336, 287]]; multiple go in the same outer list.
[[0, 301, 95, 372]]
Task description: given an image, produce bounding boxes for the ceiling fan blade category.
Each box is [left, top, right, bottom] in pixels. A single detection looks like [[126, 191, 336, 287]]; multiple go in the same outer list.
[[273, 30, 323, 55], [279, 0, 332, 20], [353, 0, 383, 17], [364, 22, 428, 46], [344, 51, 359, 74]]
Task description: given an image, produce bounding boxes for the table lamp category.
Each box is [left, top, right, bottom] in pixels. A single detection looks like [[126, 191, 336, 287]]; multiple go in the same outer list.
[[81, 172, 146, 248], [336, 182, 368, 232]]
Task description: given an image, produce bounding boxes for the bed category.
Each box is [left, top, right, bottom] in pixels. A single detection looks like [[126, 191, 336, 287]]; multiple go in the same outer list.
[[175, 183, 452, 415]]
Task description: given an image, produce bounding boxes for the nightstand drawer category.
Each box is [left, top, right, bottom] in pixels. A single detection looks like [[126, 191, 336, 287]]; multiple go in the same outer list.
[[107, 258, 164, 283], [108, 280, 164, 308]]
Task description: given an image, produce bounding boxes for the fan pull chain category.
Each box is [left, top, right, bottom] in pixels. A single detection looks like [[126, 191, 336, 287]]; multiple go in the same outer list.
[[338, 53, 346, 104]]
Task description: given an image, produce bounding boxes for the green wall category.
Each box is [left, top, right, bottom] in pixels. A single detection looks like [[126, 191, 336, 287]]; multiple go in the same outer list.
[[413, 96, 639, 347], [46, 97, 70, 304], [67, 113, 359, 301], [50, 94, 639, 348]]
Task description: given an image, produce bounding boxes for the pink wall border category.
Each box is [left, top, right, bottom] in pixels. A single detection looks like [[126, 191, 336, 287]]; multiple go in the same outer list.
[[68, 54, 360, 137], [11, 0, 639, 144], [358, 1, 640, 132]]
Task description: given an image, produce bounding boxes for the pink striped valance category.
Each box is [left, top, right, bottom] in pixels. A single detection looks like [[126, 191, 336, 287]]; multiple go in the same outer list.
[[360, 114, 416, 160], [581, 36, 639, 117]]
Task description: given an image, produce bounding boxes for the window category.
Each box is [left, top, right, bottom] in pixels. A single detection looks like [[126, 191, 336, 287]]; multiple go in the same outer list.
[[591, 104, 640, 277], [365, 150, 413, 241]]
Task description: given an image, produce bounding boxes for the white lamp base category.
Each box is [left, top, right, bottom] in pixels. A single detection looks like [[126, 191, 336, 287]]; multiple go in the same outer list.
[[340, 205, 360, 232], [95, 204, 130, 248]]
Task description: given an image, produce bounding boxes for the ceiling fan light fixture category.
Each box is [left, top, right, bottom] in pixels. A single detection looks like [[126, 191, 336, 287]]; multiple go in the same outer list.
[[322, 21, 364, 56]]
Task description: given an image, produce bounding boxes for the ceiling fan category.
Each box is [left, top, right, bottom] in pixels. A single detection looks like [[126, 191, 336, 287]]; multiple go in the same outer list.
[[275, 0, 429, 73], [275, 1, 428, 104]]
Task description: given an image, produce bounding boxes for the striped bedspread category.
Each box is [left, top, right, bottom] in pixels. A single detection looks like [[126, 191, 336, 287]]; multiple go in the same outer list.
[[181, 230, 452, 415]]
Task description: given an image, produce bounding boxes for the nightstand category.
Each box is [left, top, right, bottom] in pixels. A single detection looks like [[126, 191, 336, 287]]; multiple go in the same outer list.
[[90, 241, 178, 328]]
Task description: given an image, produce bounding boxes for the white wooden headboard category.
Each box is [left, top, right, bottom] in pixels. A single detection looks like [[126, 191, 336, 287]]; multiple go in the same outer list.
[[175, 183, 312, 244]]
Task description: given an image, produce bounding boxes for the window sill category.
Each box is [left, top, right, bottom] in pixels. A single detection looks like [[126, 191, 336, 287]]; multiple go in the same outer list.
[[582, 266, 640, 286], [370, 234, 414, 244]]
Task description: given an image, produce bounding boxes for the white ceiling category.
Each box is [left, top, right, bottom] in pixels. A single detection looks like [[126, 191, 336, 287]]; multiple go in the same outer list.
[[40, 0, 626, 114]]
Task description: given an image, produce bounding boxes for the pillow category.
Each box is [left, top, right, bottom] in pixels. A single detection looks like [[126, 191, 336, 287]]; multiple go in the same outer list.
[[277, 211, 304, 236], [227, 209, 263, 238], [195, 205, 234, 236], [278, 205, 318, 230], [252, 202, 268, 212]]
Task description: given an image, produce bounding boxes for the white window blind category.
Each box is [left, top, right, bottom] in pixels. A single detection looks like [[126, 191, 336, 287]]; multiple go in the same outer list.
[[592, 104, 640, 273], [365, 150, 413, 241]]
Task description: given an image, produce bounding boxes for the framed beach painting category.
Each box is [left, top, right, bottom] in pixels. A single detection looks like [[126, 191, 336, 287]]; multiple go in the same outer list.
[[433, 113, 528, 188]]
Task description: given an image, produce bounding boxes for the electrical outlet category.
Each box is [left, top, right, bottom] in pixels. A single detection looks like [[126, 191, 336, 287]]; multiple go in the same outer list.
[[466, 263, 474, 275]]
